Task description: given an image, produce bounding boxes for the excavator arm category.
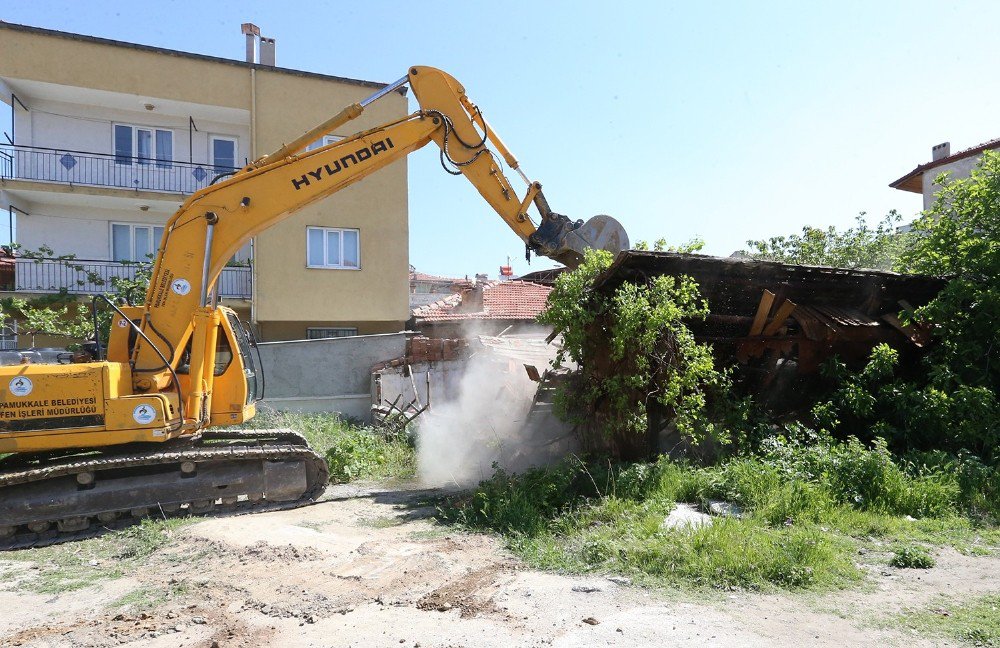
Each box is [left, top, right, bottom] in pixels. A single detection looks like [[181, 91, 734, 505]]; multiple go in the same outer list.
[[132, 66, 629, 398]]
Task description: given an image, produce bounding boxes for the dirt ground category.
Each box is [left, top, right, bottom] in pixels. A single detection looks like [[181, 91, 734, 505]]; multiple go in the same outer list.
[[0, 483, 996, 647]]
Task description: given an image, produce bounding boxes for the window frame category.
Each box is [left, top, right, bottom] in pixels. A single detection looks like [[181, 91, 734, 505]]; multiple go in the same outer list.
[[210, 135, 239, 174], [306, 226, 361, 270], [110, 221, 165, 262], [112, 123, 173, 167], [307, 327, 358, 340]]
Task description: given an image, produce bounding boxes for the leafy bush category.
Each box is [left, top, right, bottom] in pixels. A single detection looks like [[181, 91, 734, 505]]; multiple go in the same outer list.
[[539, 248, 736, 459], [908, 451, 1000, 520], [325, 429, 415, 483], [890, 545, 936, 569], [814, 344, 1000, 462]]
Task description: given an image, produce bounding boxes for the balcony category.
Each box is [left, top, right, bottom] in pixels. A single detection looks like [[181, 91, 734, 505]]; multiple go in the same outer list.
[[7, 257, 251, 299], [0, 144, 238, 195]]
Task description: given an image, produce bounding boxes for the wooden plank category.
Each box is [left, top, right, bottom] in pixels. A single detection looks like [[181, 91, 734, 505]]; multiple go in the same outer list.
[[881, 313, 927, 347], [749, 290, 776, 336], [762, 298, 798, 336]]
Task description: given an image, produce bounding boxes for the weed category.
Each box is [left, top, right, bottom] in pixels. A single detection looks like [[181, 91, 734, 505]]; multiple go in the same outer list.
[[240, 409, 415, 483], [295, 520, 326, 532], [442, 439, 998, 591], [4, 518, 188, 594], [889, 545, 936, 569], [892, 594, 1000, 646], [359, 515, 404, 529], [111, 582, 188, 611]]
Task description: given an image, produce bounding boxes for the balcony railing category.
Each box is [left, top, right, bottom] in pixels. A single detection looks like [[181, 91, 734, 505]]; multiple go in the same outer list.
[[0, 144, 239, 195], [11, 258, 251, 299]]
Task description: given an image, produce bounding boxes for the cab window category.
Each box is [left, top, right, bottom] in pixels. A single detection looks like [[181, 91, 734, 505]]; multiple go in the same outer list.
[[175, 326, 233, 377]]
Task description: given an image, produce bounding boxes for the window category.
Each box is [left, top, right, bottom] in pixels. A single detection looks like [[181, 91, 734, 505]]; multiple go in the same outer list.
[[114, 124, 173, 167], [306, 226, 360, 269], [305, 134, 343, 151], [211, 136, 238, 174], [112, 222, 164, 261], [307, 327, 357, 339], [175, 326, 234, 377]]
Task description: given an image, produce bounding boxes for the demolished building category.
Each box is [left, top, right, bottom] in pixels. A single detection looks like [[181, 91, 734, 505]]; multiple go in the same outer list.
[[409, 280, 553, 338], [589, 250, 947, 412]]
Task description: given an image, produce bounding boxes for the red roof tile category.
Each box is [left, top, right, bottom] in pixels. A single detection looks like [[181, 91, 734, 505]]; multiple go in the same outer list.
[[412, 281, 552, 322]]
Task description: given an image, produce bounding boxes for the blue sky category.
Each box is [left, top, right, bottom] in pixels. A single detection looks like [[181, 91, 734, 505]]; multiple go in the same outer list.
[[2, 1, 998, 277]]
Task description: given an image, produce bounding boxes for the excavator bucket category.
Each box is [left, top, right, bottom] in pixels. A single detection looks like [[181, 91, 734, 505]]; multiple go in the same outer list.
[[529, 213, 630, 268], [560, 214, 630, 261]]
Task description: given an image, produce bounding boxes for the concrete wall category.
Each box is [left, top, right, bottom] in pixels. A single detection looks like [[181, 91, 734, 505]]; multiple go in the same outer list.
[[258, 320, 405, 341], [374, 359, 469, 411], [257, 332, 408, 421], [921, 156, 983, 209], [250, 68, 410, 331]]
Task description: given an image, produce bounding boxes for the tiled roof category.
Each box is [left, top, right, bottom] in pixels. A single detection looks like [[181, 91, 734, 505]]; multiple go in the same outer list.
[[410, 271, 463, 283], [412, 281, 552, 322], [890, 138, 1000, 193]]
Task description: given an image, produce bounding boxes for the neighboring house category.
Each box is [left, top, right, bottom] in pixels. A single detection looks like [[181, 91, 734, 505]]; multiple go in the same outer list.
[[0, 21, 410, 349], [410, 280, 552, 338], [408, 267, 469, 310], [890, 139, 1000, 210]]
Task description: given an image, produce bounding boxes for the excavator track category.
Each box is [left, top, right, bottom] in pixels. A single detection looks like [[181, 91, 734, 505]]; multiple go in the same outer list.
[[0, 429, 328, 550]]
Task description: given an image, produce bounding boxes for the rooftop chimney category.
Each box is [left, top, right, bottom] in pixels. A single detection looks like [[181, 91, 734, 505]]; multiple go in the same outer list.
[[259, 36, 276, 66], [241, 23, 260, 63], [932, 142, 951, 162]]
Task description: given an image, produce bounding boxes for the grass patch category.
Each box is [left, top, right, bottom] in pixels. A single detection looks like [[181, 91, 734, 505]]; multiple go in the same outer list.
[[110, 580, 190, 611], [3, 518, 188, 594], [441, 438, 999, 591], [241, 409, 416, 483], [359, 515, 405, 529], [893, 594, 1000, 646]]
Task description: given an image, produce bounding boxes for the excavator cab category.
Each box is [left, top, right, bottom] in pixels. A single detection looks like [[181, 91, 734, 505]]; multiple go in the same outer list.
[[107, 305, 260, 429]]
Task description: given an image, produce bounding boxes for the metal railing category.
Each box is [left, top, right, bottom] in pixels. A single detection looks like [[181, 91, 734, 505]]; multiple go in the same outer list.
[[13, 258, 251, 299], [0, 143, 239, 194]]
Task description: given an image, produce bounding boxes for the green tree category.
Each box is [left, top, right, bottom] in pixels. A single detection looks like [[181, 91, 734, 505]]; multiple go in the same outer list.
[[742, 212, 913, 270], [900, 152, 1000, 389], [814, 153, 1000, 461]]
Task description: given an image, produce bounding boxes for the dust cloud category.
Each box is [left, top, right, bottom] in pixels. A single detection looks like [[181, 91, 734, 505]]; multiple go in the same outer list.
[[415, 348, 577, 487]]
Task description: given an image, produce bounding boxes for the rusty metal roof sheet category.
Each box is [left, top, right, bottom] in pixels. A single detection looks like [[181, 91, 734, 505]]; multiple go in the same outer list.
[[590, 251, 946, 319]]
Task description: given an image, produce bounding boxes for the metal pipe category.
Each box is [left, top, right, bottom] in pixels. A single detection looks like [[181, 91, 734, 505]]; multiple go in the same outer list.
[[252, 75, 406, 168], [91, 297, 103, 360], [200, 212, 218, 307], [360, 76, 408, 108], [252, 103, 363, 169]]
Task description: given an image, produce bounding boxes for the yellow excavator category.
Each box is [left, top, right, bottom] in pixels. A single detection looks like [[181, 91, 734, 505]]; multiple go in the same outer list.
[[0, 67, 628, 546]]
